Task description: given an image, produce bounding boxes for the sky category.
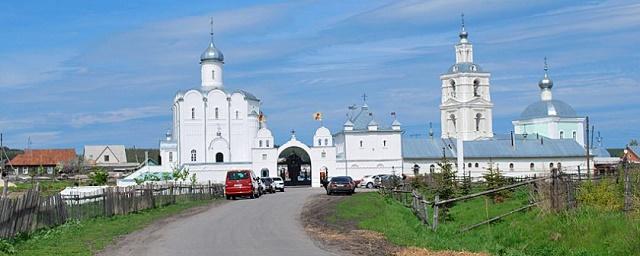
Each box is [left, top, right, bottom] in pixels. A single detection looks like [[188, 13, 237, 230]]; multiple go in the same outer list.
[[0, 0, 638, 152]]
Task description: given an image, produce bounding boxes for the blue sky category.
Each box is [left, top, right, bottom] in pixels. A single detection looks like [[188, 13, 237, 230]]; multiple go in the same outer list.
[[0, 0, 638, 151]]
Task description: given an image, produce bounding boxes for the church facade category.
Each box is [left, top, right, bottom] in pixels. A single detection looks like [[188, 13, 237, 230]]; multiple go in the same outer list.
[[151, 20, 614, 188]]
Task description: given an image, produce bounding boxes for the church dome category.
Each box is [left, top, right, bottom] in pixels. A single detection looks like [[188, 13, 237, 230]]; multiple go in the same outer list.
[[520, 100, 577, 119], [447, 62, 482, 73], [314, 126, 331, 137], [200, 41, 224, 63], [256, 127, 273, 138], [538, 73, 553, 89]]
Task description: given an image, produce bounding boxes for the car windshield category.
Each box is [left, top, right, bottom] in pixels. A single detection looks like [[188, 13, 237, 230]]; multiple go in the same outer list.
[[227, 171, 250, 180], [272, 177, 282, 181], [331, 177, 350, 183], [261, 178, 272, 182]]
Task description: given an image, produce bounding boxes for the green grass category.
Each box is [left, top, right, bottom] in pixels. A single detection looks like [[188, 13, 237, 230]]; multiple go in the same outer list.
[[0, 199, 215, 256], [333, 192, 640, 256], [9, 180, 76, 196]]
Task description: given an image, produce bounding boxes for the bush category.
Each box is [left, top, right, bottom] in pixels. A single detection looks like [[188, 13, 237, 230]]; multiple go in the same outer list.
[[483, 167, 509, 202], [577, 180, 623, 211], [89, 168, 108, 186]]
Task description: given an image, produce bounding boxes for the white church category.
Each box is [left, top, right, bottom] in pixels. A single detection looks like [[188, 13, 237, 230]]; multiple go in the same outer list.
[[120, 19, 617, 187]]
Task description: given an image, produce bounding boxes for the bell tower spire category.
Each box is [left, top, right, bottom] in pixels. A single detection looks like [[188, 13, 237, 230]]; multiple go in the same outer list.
[[200, 17, 224, 89]]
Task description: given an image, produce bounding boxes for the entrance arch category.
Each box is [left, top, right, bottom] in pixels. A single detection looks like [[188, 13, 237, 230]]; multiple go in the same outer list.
[[277, 146, 312, 186]]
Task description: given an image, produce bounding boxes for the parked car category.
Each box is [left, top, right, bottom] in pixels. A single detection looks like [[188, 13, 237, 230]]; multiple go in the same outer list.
[[326, 176, 356, 195], [260, 177, 276, 193], [257, 178, 266, 195], [271, 176, 285, 192], [374, 174, 401, 188], [359, 175, 382, 188], [225, 170, 261, 200]]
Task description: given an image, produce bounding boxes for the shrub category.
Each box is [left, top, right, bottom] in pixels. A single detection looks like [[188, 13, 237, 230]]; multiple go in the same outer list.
[[89, 168, 108, 186], [577, 179, 623, 211], [483, 167, 509, 202]]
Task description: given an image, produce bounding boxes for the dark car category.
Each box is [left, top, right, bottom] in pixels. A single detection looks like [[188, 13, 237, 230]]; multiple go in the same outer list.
[[374, 174, 401, 188], [260, 177, 276, 193], [326, 176, 356, 195]]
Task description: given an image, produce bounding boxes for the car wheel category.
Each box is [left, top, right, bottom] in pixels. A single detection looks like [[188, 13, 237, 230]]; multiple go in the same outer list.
[[280, 188, 285, 192], [226, 195, 231, 200], [232, 196, 236, 200], [326, 190, 332, 195], [366, 182, 373, 189]]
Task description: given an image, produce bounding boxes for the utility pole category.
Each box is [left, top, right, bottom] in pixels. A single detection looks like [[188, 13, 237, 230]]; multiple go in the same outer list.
[[1, 133, 8, 198], [623, 151, 632, 212], [585, 116, 590, 179]]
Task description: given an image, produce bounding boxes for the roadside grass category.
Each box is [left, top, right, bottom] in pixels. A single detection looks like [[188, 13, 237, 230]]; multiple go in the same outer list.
[[0, 199, 215, 256], [333, 192, 640, 256]]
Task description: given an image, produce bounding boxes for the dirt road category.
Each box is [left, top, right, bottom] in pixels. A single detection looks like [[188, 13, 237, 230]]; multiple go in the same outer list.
[[99, 187, 335, 256]]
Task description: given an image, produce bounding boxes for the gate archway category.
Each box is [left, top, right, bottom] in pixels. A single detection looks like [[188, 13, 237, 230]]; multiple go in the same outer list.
[[277, 146, 311, 186]]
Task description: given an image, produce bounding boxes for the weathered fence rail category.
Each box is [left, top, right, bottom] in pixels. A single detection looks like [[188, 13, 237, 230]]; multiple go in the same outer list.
[[0, 183, 224, 239], [381, 171, 590, 232]]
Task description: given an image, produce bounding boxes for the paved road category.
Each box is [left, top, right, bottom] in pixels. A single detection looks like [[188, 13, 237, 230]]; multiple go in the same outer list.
[[103, 187, 334, 256]]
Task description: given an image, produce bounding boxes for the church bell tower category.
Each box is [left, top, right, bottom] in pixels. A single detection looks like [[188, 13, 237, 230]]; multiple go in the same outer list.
[[440, 14, 493, 141]]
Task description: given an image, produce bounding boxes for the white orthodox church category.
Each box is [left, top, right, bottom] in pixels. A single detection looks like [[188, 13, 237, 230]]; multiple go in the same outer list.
[[118, 19, 617, 187]]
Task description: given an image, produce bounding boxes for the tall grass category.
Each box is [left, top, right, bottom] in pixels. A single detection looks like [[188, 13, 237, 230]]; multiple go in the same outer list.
[[334, 192, 640, 256]]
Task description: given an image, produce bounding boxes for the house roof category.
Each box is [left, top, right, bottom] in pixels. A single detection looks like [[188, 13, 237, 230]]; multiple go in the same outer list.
[[402, 135, 587, 159], [84, 145, 127, 163], [9, 149, 77, 166]]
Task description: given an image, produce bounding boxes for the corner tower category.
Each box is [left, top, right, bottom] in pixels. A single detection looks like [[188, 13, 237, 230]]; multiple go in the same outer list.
[[440, 14, 493, 141], [200, 18, 224, 89]]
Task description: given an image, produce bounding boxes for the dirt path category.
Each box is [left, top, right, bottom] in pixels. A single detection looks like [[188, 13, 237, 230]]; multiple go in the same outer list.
[[302, 192, 488, 256]]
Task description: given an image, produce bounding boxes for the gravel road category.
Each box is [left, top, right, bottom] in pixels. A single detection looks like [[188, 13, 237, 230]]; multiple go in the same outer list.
[[100, 187, 335, 256]]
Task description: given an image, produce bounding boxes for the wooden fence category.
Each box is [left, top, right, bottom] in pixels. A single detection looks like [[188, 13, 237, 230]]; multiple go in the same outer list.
[[0, 183, 224, 239], [381, 171, 584, 232]]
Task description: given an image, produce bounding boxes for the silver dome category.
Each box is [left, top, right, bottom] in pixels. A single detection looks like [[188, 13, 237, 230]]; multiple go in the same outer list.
[[539, 57, 553, 89], [520, 100, 576, 119], [200, 41, 224, 63]]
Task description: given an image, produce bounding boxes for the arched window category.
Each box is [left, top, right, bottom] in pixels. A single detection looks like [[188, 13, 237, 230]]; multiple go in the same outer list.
[[321, 151, 326, 158], [475, 163, 479, 168], [215, 152, 223, 163], [559, 131, 564, 139], [214, 107, 219, 119], [475, 113, 482, 132], [473, 79, 480, 97], [169, 152, 173, 162], [190, 150, 197, 162], [359, 140, 363, 148], [572, 131, 577, 139], [383, 140, 387, 147], [211, 70, 215, 79], [324, 138, 329, 146], [557, 162, 562, 170], [318, 139, 322, 146], [265, 140, 270, 147], [509, 163, 514, 170], [259, 140, 263, 147], [450, 80, 456, 97], [429, 164, 435, 173], [450, 114, 457, 129], [468, 163, 472, 168], [235, 110, 239, 119], [191, 108, 196, 119], [549, 162, 554, 168], [530, 163, 535, 170]]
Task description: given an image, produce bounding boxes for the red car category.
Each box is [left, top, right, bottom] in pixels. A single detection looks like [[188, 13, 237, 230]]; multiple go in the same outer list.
[[225, 170, 260, 200]]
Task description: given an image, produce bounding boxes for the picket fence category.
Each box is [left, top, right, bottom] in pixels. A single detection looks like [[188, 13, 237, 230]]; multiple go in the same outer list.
[[0, 183, 224, 239]]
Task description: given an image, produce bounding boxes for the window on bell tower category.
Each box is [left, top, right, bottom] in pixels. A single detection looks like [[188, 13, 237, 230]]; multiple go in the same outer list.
[[449, 80, 456, 98], [475, 113, 482, 131], [473, 79, 480, 97], [212, 70, 215, 80]]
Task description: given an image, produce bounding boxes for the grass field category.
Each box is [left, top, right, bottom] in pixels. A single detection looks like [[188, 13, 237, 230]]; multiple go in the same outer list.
[[333, 191, 640, 256], [0, 199, 214, 256]]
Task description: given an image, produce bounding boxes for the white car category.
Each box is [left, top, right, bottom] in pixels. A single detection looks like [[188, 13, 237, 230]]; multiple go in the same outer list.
[[271, 177, 285, 192], [359, 175, 381, 189]]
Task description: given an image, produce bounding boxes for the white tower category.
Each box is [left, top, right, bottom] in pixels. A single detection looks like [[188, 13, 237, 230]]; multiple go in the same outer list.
[[200, 18, 224, 89], [440, 14, 493, 141]]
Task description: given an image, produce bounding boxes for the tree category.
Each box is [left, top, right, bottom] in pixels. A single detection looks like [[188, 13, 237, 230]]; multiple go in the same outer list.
[[434, 156, 457, 220], [190, 173, 197, 185], [483, 166, 508, 202], [630, 139, 639, 146], [89, 168, 109, 186], [172, 165, 190, 182]]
